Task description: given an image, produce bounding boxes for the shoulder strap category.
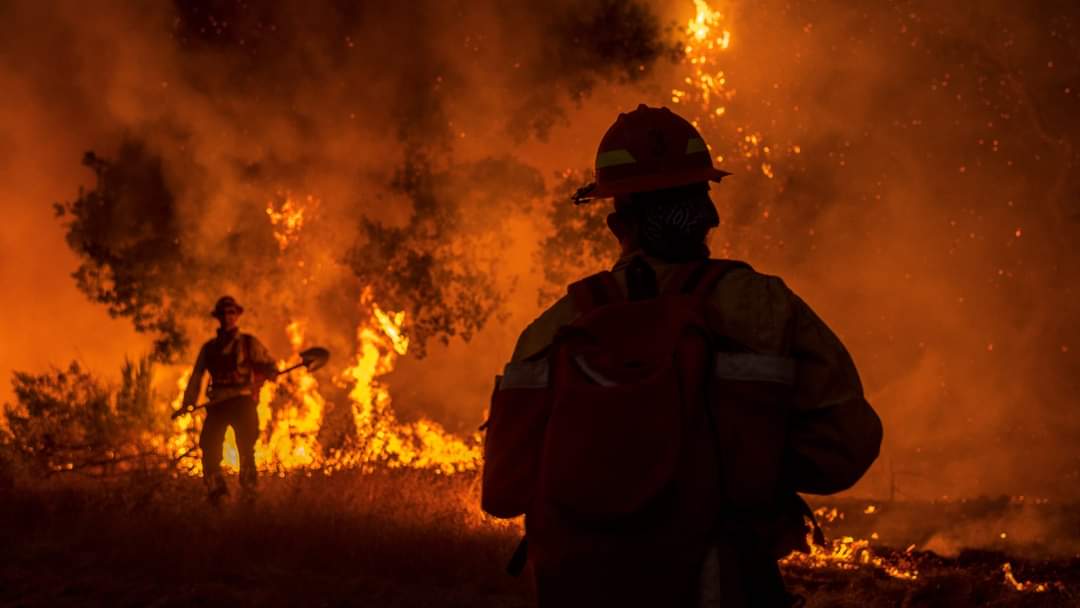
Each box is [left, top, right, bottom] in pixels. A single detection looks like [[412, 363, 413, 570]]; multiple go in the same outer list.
[[661, 261, 707, 296], [681, 259, 752, 295], [240, 333, 252, 364], [658, 259, 752, 296], [567, 271, 623, 314]]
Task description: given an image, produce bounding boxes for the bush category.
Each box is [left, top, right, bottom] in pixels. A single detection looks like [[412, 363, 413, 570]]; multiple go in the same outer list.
[[1, 357, 174, 478]]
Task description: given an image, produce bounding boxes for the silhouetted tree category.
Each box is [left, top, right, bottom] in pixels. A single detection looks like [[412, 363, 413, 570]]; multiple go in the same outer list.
[[55, 144, 193, 362], [348, 157, 544, 355]]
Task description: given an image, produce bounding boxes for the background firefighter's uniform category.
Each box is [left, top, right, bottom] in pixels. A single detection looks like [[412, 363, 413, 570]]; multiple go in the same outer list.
[[503, 252, 882, 606], [183, 328, 276, 492]]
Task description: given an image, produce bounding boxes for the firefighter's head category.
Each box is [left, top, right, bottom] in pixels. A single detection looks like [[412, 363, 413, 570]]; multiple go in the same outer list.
[[211, 296, 243, 330], [608, 183, 719, 262], [573, 104, 728, 262]]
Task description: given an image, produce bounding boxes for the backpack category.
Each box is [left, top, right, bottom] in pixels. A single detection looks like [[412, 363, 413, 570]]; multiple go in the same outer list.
[[483, 259, 772, 605], [483, 258, 758, 518]]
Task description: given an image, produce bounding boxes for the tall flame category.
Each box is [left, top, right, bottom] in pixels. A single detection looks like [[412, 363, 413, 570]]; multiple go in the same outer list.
[[675, 1, 734, 125], [338, 299, 480, 474]]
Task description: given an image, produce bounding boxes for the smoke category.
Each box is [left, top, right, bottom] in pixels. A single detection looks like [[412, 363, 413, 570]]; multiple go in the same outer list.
[[2, 0, 1080, 498], [0, 0, 675, 429], [700, 1, 1080, 499], [539, 1, 1080, 498]]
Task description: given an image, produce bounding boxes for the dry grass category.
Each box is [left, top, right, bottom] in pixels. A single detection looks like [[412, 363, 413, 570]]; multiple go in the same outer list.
[[0, 471, 529, 607], [0, 472, 1076, 607]]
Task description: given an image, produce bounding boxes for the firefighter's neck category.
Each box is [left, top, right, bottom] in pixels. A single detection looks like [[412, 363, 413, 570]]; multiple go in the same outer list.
[[607, 212, 641, 258]]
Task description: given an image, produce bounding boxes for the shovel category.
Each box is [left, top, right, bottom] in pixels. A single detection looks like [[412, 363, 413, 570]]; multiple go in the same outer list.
[[171, 346, 330, 419]]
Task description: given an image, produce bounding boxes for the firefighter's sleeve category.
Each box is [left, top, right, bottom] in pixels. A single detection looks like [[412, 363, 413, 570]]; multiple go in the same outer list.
[[782, 291, 883, 495], [182, 345, 208, 408], [248, 336, 279, 378], [509, 295, 578, 363]]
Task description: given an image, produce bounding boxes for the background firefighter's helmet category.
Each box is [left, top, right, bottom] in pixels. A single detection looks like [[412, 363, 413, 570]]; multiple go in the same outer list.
[[572, 104, 730, 203], [211, 295, 244, 318]]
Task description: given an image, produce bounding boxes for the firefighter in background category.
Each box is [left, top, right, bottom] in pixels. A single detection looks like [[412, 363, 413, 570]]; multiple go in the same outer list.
[[182, 296, 278, 505], [481, 105, 883, 607]]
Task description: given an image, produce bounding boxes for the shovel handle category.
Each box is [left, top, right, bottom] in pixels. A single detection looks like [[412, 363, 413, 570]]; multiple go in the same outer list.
[[275, 362, 305, 376], [170, 355, 318, 420]]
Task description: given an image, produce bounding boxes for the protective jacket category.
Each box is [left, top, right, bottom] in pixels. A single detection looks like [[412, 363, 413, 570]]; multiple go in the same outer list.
[[182, 328, 277, 406], [486, 252, 882, 607]]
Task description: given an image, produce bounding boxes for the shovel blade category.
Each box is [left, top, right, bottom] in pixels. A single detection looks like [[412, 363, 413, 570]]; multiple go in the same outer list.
[[299, 346, 330, 372]]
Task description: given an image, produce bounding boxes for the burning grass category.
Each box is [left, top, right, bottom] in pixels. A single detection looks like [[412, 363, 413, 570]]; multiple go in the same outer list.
[[1, 472, 1077, 607]]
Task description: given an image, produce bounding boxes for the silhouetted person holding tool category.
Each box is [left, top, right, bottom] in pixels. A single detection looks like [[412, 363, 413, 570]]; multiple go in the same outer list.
[[481, 105, 883, 607], [178, 296, 277, 505], [175, 296, 330, 506]]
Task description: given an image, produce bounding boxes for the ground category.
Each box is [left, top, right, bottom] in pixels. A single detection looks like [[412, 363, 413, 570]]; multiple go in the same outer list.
[[0, 471, 1076, 607]]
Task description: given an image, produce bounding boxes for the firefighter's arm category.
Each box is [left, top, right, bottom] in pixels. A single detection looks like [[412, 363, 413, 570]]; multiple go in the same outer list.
[[782, 293, 883, 495], [248, 336, 279, 379], [182, 345, 208, 408]]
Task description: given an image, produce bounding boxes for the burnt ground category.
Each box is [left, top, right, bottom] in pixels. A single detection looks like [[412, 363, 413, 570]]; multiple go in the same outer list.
[[0, 471, 1077, 607]]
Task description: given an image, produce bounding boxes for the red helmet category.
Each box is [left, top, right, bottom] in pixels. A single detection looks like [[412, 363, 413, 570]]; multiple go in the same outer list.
[[573, 104, 730, 204]]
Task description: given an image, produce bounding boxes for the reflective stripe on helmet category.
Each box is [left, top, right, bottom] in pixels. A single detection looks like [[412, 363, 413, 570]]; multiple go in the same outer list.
[[685, 137, 708, 154], [596, 148, 637, 169]]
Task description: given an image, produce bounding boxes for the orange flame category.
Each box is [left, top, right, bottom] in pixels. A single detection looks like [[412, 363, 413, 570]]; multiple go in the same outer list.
[[338, 302, 480, 474], [676, 1, 734, 123], [266, 194, 311, 251]]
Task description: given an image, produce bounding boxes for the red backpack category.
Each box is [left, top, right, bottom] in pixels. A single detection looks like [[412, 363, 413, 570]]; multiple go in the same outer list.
[[484, 259, 755, 551]]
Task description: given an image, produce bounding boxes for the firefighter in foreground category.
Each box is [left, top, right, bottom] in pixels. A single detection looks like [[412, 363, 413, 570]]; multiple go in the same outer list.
[[182, 296, 278, 505], [481, 105, 883, 607]]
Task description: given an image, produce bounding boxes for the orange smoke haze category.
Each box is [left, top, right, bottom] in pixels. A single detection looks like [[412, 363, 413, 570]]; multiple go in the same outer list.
[[1, 0, 1079, 498]]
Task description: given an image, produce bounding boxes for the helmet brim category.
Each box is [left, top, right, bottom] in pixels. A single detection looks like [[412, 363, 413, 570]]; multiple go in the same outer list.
[[572, 166, 731, 204]]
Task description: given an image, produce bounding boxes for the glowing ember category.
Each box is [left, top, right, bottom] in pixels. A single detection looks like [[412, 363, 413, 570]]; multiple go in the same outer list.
[[781, 517, 919, 581], [1002, 562, 1065, 593]]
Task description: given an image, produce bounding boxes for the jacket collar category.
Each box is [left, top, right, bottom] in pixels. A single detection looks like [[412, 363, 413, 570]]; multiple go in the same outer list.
[[216, 327, 240, 341]]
